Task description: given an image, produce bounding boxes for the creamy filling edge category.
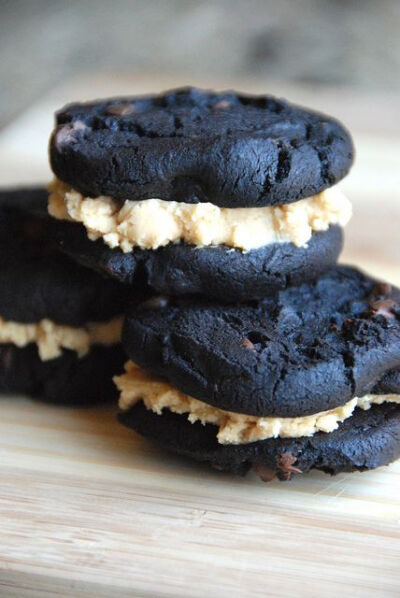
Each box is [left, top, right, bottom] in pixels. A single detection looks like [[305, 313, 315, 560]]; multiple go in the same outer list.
[[115, 362, 400, 445], [48, 178, 352, 252], [0, 316, 123, 361]]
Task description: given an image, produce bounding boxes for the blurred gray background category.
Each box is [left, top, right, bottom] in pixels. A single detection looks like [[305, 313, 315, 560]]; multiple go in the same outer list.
[[0, 0, 399, 128]]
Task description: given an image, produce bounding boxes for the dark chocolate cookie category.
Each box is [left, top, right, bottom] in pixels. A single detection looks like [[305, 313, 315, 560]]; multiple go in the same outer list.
[[50, 217, 343, 301], [0, 343, 125, 405], [119, 402, 400, 480], [0, 188, 130, 325], [373, 369, 400, 394], [50, 87, 353, 208], [122, 266, 400, 417]]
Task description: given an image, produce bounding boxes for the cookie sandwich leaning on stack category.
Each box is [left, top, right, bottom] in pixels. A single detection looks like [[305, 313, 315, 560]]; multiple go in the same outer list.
[[46, 88, 400, 480], [0, 187, 129, 405], [117, 267, 400, 480]]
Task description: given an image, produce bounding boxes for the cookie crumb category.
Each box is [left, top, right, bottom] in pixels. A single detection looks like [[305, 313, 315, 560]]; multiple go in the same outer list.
[[140, 296, 169, 310], [277, 452, 302, 480], [106, 103, 135, 116], [372, 282, 392, 297], [370, 299, 397, 319], [241, 338, 255, 350]]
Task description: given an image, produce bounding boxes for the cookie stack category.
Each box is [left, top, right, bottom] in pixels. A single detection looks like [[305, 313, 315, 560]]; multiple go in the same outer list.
[[41, 88, 400, 479], [0, 188, 129, 404]]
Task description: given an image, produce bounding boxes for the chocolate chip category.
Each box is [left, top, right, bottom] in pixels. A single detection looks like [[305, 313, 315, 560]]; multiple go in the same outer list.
[[213, 100, 231, 110], [54, 121, 88, 149], [241, 338, 255, 350], [341, 318, 354, 329], [140, 295, 169, 310], [252, 462, 277, 483], [106, 104, 135, 116], [54, 124, 74, 149], [372, 282, 392, 297], [277, 452, 302, 480], [370, 299, 397, 319], [73, 120, 89, 131]]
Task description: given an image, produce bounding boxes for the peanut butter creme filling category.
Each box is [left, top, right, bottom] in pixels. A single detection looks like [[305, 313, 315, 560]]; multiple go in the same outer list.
[[115, 362, 400, 445], [0, 316, 123, 361], [48, 179, 352, 253]]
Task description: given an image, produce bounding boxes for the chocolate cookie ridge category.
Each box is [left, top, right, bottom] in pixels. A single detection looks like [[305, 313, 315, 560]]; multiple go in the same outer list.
[[121, 266, 400, 417], [50, 217, 344, 301], [119, 402, 400, 480], [50, 87, 353, 208]]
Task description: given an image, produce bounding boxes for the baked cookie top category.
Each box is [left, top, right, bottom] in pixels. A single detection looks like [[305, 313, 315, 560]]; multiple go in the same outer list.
[[50, 87, 353, 208]]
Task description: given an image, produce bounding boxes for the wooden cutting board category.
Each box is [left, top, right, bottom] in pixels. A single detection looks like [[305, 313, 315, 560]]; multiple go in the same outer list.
[[0, 75, 399, 598]]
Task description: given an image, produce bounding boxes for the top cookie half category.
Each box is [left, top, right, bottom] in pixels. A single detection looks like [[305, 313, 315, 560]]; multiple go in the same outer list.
[[49, 87, 353, 208]]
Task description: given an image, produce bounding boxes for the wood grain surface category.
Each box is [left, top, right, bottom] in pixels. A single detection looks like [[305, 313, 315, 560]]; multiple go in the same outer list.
[[0, 74, 399, 598]]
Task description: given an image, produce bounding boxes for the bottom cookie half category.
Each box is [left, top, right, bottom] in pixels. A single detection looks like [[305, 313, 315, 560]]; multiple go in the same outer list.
[[119, 402, 400, 481], [0, 343, 126, 405], [51, 219, 343, 302]]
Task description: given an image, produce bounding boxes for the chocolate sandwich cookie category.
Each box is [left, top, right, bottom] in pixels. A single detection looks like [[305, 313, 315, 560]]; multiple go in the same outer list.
[[47, 87, 353, 301], [0, 187, 131, 405], [115, 266, 400, 479], [119, 402, 400, 480]]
